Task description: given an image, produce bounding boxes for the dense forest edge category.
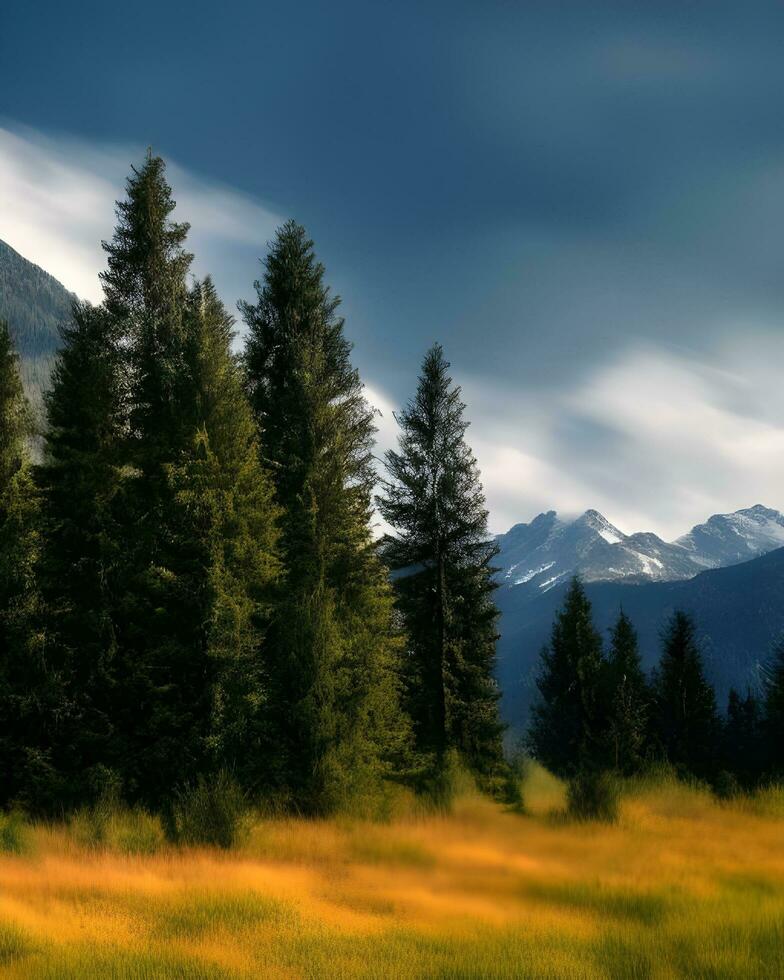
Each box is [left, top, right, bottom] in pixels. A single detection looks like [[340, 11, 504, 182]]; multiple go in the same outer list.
[[1, 152, 784, 846]]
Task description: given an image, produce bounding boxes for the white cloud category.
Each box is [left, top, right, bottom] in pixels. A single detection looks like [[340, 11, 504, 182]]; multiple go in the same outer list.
[[0, 125, 281, 306]]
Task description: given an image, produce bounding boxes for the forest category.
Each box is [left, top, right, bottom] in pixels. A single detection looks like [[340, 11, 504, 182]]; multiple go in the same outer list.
[[1, 153, 783, 838]]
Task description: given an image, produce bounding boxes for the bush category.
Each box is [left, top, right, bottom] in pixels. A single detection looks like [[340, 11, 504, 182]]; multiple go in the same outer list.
[[171, 772, 250, 849], [110, 809, 165, 855], [0, 810, 29, 854], [566, 769, 620, 823], [713, 770, 741, 801]]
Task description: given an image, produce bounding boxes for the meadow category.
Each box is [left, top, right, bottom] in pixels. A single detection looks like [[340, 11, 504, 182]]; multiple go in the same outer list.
[[1, 767, 783, 979]]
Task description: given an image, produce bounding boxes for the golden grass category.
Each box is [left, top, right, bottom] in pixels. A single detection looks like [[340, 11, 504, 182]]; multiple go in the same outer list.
[[1, 767, 783, 978]]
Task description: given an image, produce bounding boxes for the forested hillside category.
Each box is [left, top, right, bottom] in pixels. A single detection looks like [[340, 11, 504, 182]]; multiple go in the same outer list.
[[0, 238, 74, 409]]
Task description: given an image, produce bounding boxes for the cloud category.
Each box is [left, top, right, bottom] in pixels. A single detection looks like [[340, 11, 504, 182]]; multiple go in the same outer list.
[[0, 125, 281, 308]]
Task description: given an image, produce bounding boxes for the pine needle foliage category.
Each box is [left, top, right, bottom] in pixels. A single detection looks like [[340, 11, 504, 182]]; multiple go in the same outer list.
[[241, 221, 407, 815], [377, 343, 504, 785]]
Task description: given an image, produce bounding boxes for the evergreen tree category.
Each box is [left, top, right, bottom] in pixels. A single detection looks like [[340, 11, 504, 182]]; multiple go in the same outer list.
[[170, 278, 280, 794], [35, 301, 125, 807], [0, 321, 44, 807], [527, 578, 606, 778], [604, 609, 650, 775], [377, 343, 504, 782], [241, 221, 407, 814], [652, 610, 718, 780], [722, 688, 764, 790], [763, 640, 784, 778]]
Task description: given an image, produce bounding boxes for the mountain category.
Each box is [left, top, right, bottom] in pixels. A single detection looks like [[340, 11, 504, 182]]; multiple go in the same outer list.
[[495, 504, 784, 591], [0, 238, 74, 409], [496, 544, 784, 734], [494, 504, 784, 735]]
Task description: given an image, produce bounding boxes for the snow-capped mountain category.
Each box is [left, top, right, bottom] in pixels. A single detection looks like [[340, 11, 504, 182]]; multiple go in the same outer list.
[[495, 504, 784, 592]]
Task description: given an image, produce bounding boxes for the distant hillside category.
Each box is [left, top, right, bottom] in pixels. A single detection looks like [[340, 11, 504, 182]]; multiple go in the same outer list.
[[497, 545, 784, 733], [0, 238, 74, 409]]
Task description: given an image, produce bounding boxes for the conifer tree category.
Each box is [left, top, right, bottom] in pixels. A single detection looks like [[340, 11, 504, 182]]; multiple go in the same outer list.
[[35, 301, 125, 806], [170, 278, 280, 793], [604, 609, 650, 775], [0, 321, 44, 807], [241, 221, 407, 814], [763, 640, 784, 778], [377, 343, 504, 782], [722, 688, 763, 790], [652, 610, 718, 780], [527, 578, 606, 778]]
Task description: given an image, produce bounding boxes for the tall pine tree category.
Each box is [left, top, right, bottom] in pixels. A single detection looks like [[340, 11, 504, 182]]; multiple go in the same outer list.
[[527, 578, 606, 778], [604, 609, 650, 775], [170, 278, 280, 794], [377, 343, 504, 784], [35, 301, 125, 807], [652, 610, 718, 780], [241, 221, 407, 814]]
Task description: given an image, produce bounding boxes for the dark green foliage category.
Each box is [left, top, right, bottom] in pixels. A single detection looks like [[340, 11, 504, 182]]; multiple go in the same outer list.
[[377, 343, 504, 785], [566, 768, 620, 823], [171, 771, 249, 849], [527, 578, 606, 778], [241, 221, 407, 814], [652, 610, 719, 780], [722, 689, 764, 790], [604, 610, 650, 775], [170, 278, 280, 793], [35, 301, 124, 810], [763, 640, 784, 779], [0, 321, 45, 808]]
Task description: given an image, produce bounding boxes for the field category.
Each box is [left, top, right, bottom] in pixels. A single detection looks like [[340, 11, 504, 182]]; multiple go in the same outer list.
[[1, 767, 783, 979]]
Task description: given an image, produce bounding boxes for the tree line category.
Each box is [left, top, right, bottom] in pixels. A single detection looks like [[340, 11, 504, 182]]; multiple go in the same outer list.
[[0, 153, 506, 819], [528, 578, 784, 793]]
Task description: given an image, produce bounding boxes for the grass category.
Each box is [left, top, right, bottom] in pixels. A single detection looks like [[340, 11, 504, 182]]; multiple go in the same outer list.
[[1, 766, 783, 978]]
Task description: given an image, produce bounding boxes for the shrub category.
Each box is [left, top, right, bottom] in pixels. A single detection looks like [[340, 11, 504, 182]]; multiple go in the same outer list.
[[110, 809, 165, 855], [0, 810, 29, 854], [171, 772, 250, 849], [566, 769, 620, 823], [713, 770, 741, 801]]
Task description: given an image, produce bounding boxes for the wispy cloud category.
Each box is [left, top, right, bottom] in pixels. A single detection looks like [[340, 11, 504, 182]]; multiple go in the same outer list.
[[0, 124, 281, 307]]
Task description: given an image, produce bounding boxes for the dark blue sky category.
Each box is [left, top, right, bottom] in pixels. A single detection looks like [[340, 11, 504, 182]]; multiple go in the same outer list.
[[3, 1, 784, 535]]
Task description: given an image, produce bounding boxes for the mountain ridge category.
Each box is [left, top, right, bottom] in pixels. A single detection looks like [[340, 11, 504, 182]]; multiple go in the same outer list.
[[496, 503, 784, 593]]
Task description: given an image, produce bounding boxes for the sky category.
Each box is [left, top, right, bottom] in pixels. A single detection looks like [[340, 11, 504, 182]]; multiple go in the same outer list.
[[2, 0, 784, 538]]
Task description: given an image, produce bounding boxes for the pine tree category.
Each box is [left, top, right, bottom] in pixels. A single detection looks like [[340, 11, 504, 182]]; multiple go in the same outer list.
[[527, 578, 606, 778], [100, 153, 208, 807], [722, 688, 764, 790], [763, 640, 784, 779], [35, 301, 125, 807], [652, 610, 718, 780], [169, 278, 280, 794], [241, 221, 407, 814], [377, 343, 504, 783], [604, 609, 650, 775], [0, 321, 44, 807]]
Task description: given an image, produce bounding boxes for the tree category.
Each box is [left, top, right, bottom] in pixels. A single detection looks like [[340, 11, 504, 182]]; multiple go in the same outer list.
[[377, 343, 504, 783], [604, 609, 650, 775], [722, 688, 764, 790], [241, 221, 407, 814], [35, 301, 125, 808], [170, 278, 280, 794], [652, 610, 718, 780], [763, 640, 784, 779], [0, 321, 44, 807], [527, 578, 605, 778], [97, 153, 200, 807]]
